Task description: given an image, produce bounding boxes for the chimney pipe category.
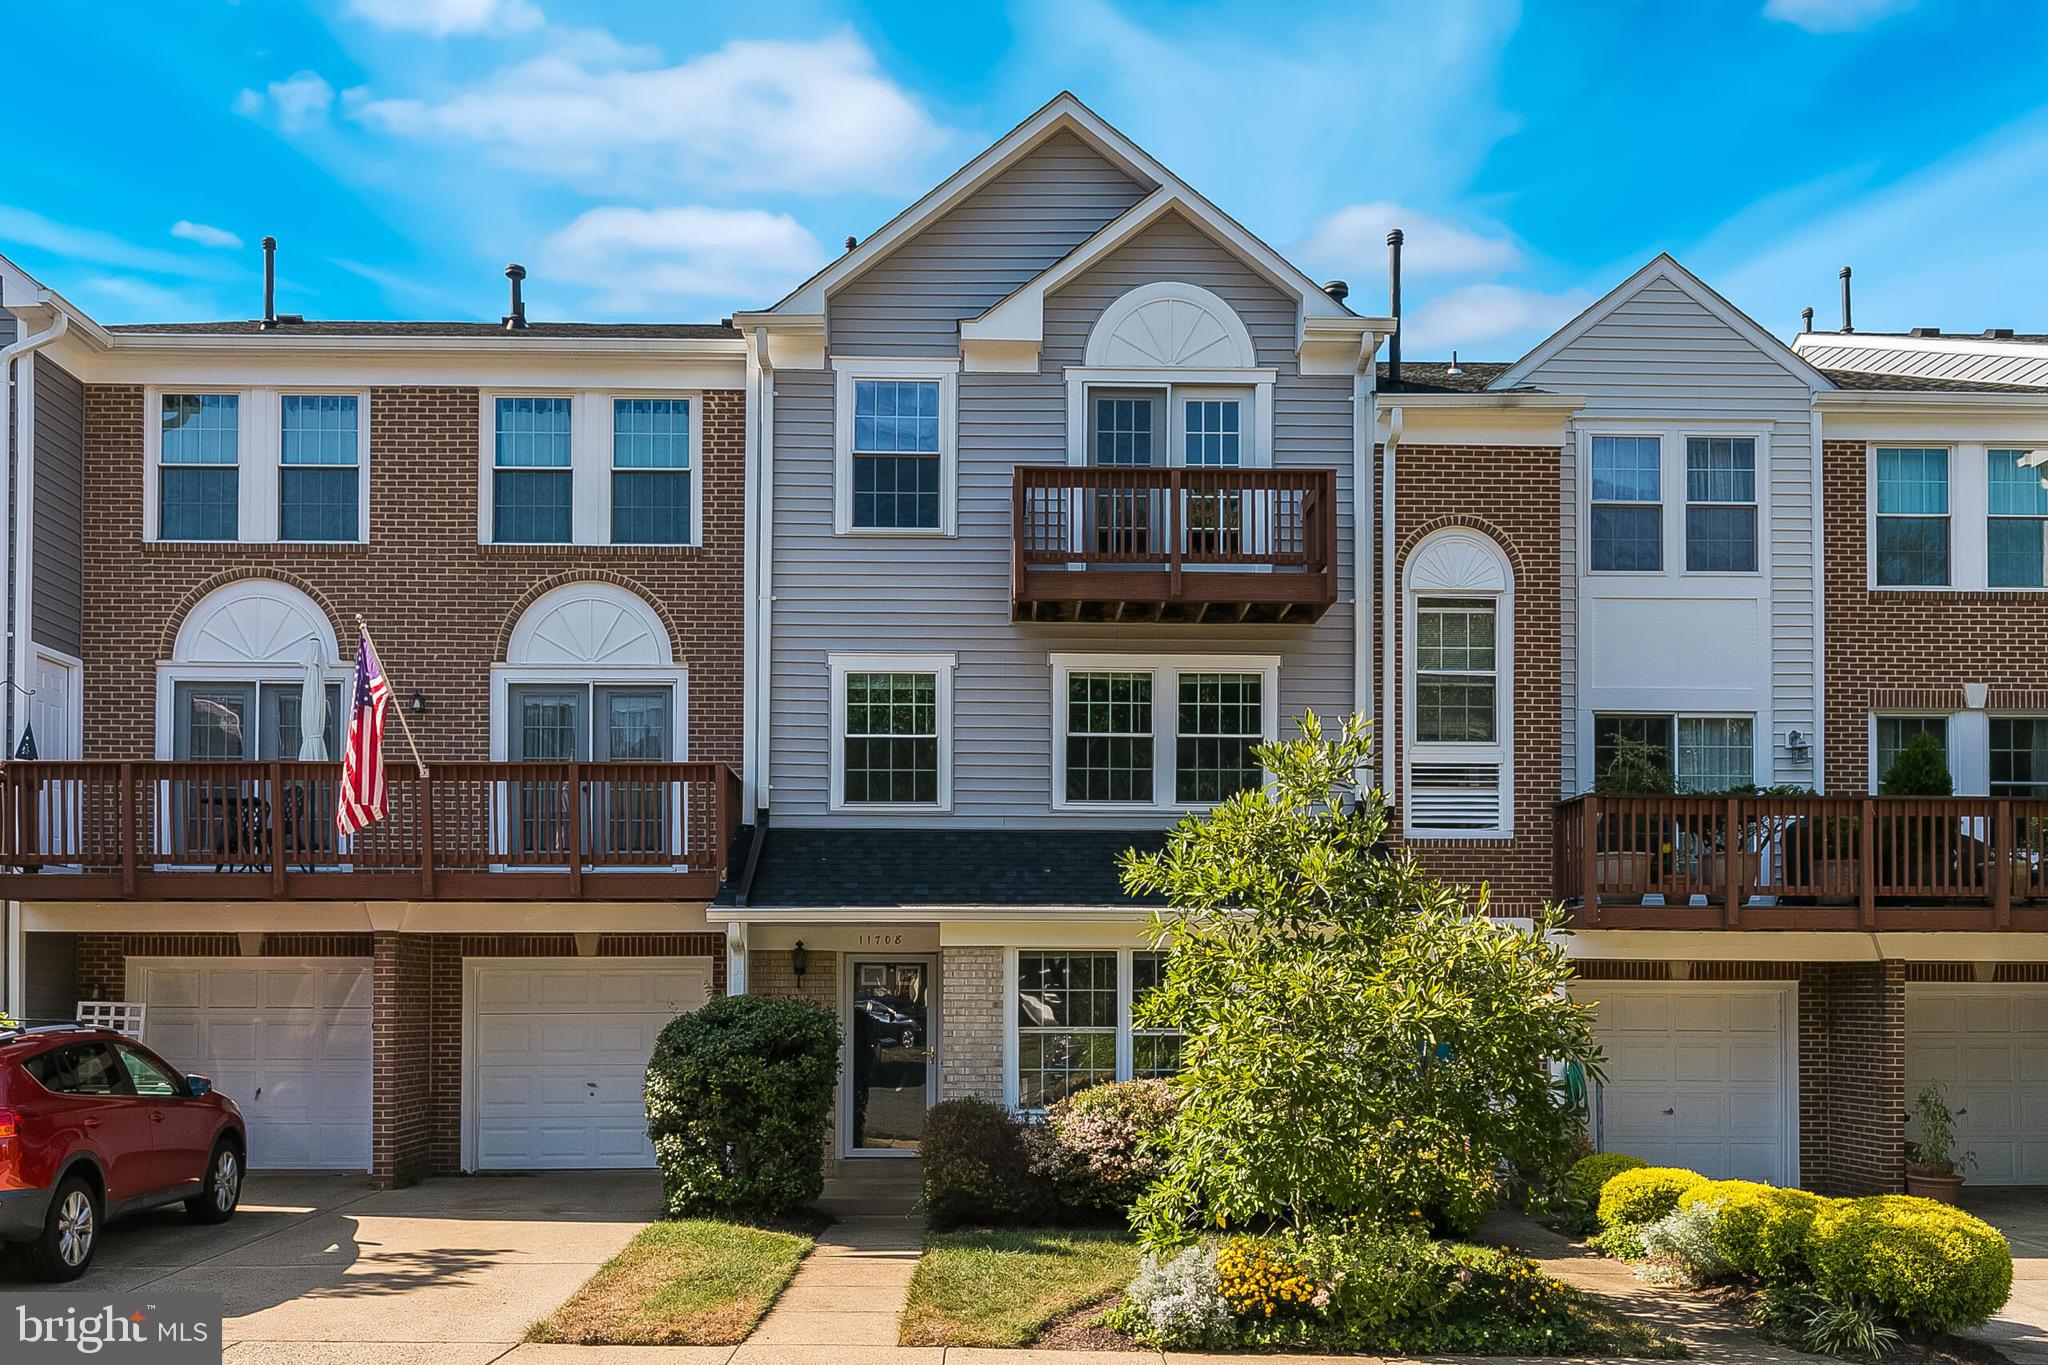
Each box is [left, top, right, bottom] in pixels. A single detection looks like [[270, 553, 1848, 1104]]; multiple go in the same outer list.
[[1801, 306, 1814, 334], [1322, 279, 1349, 304], [1839, 266, 1853, 334], [504, 263, 528, 331], [1386, 228, 1404, 386], [260, 236, 278, 330]]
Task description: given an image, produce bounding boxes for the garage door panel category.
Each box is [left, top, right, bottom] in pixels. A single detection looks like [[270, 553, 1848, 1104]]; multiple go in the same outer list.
[[1606, 995, 1670, 1032], [131, 960, 373, 1172], [470, 960, 708, 1171], [1727, 1041, 1782, 1084], [1906, 984, 2048, 1186], [1963, 995, 2017, 1033]]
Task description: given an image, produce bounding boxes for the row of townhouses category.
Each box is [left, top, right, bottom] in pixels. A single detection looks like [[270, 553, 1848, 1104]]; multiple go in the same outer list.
[[0, 94, 2042, 1196]]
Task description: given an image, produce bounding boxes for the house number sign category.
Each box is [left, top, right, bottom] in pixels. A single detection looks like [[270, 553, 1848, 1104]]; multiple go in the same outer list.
[[857, 931, 906, 946]]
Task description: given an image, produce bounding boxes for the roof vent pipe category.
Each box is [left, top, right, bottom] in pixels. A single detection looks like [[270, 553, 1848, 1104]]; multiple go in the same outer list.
[[1839, 265, 1853, 334], [1801, 306, 1814, 334], [1386, 228, 1404, 386], [1322, 279, 1349, 303], [503, 264, 527, 331], [260, 236, 278, 330], [844, 236, 858, 253]]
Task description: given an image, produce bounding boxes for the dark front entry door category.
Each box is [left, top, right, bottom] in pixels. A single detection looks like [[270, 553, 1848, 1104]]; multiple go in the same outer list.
[[849, 959, 932, 1152]]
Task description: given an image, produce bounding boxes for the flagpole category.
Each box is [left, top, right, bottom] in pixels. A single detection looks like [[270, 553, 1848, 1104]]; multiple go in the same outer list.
[[355, 615, 430, 779]]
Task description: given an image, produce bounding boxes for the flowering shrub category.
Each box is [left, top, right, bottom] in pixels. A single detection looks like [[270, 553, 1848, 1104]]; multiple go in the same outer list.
[[1032, 1079, 1177, 1213], [1216, 1237, 1318, 1319]]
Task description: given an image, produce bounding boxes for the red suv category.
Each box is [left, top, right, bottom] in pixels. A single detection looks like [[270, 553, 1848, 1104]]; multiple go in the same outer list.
[[0, 1026, 246, 1280]]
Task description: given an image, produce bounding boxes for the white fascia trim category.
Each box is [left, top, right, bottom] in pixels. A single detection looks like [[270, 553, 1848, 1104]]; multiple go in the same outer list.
[[1492, 254, 1833, 394], [106, 333, 744, 358], [1814, 389, 2048, 410], [831, 358, 960, 536], [827, 651, 957, 814], [1050, 651, 1281, 814], [763, 93, 1355, 324]]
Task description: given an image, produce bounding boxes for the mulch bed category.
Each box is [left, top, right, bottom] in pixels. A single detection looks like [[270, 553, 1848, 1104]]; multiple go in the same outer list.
[[1034, 1294, 1148, 1352]]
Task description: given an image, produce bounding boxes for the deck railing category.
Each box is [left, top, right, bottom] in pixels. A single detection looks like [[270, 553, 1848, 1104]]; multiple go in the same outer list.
[[0, 759, 739, 901], [1555, 793, 2048, 930]]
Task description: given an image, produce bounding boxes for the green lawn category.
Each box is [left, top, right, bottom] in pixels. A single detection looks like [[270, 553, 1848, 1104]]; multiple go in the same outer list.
[[527, 1218, 812, 1346], [901, 1227, 1142, 1347]]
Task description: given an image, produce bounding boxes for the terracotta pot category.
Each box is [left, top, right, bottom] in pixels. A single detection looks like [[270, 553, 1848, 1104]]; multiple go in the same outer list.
[[1904, 1166, 1964, 1204]]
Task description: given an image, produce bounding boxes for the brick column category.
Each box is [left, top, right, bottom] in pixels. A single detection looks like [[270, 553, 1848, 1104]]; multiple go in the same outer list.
[[1800, 960, 1905, 1195], [939, 946, 1003, 1103], [371, 931, 433, 1188]]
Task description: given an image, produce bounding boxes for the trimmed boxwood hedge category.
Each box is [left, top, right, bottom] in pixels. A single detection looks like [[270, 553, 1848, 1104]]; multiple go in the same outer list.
[[1596, 1166, 1707, 1230], [1566, 1153, 1646, 1210], [1810, 1196, 2014, 1332], [1677, 1179, 1824, 1284]]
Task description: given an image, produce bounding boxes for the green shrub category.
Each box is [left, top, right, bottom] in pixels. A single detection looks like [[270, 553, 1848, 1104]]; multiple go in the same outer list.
[[1810, 1196, 2013, 1332], [1881, 730, 1953, 796], [920, 1098, 1048, 1228], [645, 995, 839, 1219], [1034, 1079, 1177, 1213], [1678, 1180, 1824, 1283], [1597, 1167, 1706, 1229], [1567, 1153, 1646, 1210]]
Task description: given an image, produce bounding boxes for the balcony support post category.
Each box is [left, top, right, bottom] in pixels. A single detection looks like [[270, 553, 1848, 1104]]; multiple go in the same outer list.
[[119, 762, 136, 897], [1581, 794, 1601, 926], [1996, 799, 2013, 928], [418, 768, 436, 899], [1724, 796, 1742, 928], [268, 762, 286, 898], [1168, 468, 1184, 601], [1859, 798, 1877, 929], [566, 763, 584, 897]]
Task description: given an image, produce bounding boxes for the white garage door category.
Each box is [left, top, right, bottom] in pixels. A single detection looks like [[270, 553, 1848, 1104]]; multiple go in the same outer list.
[[1582, 984, 1793, 1184], [128, 958, 373, 1170], [468, 959, 710, 1170], [1907, 984, 2048, 1185]]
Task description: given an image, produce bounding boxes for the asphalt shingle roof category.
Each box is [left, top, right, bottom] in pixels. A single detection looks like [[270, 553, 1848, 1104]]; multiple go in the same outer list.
[[1376, 360, 1515, 394], [105, 319, 738, 339], [734, 827, 1170, 909]]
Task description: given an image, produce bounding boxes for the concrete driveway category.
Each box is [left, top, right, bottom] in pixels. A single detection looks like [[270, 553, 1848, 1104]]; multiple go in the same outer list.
[[1966, 1189, 2048, 1365], [0, 1170, 660, 1365]]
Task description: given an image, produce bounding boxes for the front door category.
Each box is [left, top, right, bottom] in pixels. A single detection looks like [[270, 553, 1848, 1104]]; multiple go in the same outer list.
[[847, 958, 933, 1154]]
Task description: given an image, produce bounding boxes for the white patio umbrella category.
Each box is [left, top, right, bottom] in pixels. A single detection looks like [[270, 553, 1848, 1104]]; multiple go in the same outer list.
[[298, 638, 329, 761]]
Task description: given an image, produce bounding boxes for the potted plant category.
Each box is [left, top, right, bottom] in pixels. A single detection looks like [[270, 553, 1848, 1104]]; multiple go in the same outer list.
[[1592, 738, 1676, 900], [1904, 1079, 1974, 1203]]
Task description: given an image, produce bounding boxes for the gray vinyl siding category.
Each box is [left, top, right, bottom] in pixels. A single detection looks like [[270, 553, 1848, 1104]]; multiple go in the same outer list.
[[30, 354, 84, 657], [1522, 275, 1819, 789], [771, 209, 1357, 828], [827, 129, 1151, 356]]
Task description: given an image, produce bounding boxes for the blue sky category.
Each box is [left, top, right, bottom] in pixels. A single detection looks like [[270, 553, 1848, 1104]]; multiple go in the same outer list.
[[7, 0, 2048, 357]]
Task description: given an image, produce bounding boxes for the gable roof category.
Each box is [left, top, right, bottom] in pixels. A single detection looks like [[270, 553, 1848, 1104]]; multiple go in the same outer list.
[[1489, 253, 1834, 393], [753, 91, 1357, 324]]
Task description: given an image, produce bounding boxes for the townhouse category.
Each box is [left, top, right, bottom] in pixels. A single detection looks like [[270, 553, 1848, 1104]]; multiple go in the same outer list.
[[0, 91, 2044, 1199]]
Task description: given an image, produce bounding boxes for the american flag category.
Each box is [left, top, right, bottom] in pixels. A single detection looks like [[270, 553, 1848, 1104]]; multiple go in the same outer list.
[[337, 629, 392, 835]]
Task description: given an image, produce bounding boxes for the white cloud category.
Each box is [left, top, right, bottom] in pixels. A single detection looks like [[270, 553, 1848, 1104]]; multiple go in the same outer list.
[[171, 221, 242, 250], [349, 29, 952, 195], [1763, 0, 1916, 33], [1295, 203, 1519, 281], [1401, 282, 1594, 356], [0, 205, 225, 277], [345, 0, 542, 37], [237, 71, 335, 133], [540, 205, 828, 315], [72, 275, 223, 323]]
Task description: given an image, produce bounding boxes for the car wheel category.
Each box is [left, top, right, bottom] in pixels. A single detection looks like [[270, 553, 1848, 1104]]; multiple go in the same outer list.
[[185, 1142, 243, 1225], [27, 1174, 100, 1282]]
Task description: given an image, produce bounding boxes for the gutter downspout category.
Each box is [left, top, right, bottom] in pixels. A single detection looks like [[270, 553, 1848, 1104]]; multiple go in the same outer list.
[[749, 327, 776, 823], [3, 308, 67, 751], [1352, 336, 1375, 745], [1379, 404, 1402, 797]]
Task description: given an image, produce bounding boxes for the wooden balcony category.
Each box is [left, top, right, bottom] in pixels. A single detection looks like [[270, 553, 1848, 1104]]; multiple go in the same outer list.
[[1555, 793, 2048, 931], [0, 760, 739, 902], [1011, 467, 1339, 623]]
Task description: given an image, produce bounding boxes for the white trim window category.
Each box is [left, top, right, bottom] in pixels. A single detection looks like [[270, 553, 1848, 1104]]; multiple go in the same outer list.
[[279, 395, 362, 542], [1987, 448, 2048, 588], [828, 653, 955, 812], [1593, 713, 1757, 793], [1051, 654, 1279, 811], [1873, 446, 1951, 587], [611, 398, 696, 545], [479, 390, 705, 547], [1589, 434, 1662, 572], [1874, 714, 1950, 787], [492, 396, 574, 544], [158, 393, 240, 542], [1990, 717, 2048, 799], [1684, 436, 1757, 573], [833, 360, 958, 535], [1009, 946, 1183, 1110], [1403, 530, 1513, 837]]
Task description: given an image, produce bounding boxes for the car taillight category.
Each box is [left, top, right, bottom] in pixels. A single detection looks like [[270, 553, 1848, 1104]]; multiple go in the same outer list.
[[0, 1108, 16, 1139]]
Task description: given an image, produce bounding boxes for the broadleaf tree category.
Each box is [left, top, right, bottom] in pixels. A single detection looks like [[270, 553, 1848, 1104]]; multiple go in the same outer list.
[[1122, 712, 1600, 1248]]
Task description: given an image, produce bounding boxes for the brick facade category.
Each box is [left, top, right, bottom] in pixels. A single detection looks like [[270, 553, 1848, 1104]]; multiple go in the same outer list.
[[1820, 436, 2048, 792], [1798, 960, 1906, 1195], [79, 384, 745, 768], [938, 946, 1004, 1102], [1373, 444, 1565, 916]]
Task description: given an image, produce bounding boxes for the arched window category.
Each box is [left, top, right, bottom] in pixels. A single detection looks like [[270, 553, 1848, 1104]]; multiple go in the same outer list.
[[1403, 529, 1514, 838], [1069, 281, 1271, 469], [158, 579, 344, 760], [494, 582, 684, 762]]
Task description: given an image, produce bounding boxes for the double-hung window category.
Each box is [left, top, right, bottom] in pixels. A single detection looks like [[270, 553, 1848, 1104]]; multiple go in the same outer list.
[[159, 394, 240, 541], [1685, 437, 1757, 572], [836, 365, 955, 535], [280, 395, 360, 541], [1991, 718, 2048, 798], [1874, 447, 1950, 586], [1875, 715, 1949, 786], [1590, 435, 1662, 572], [1055, 656, 1277, 809], [1414, 598, 1496, 743], [1012, 947, 1184, 1109], [831, 654, 953, 810], [1593, 714, 1755, 792], [493, 397, 573, 543], [1988, 449, 2048, 587], [612, 398, 693, 544]]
